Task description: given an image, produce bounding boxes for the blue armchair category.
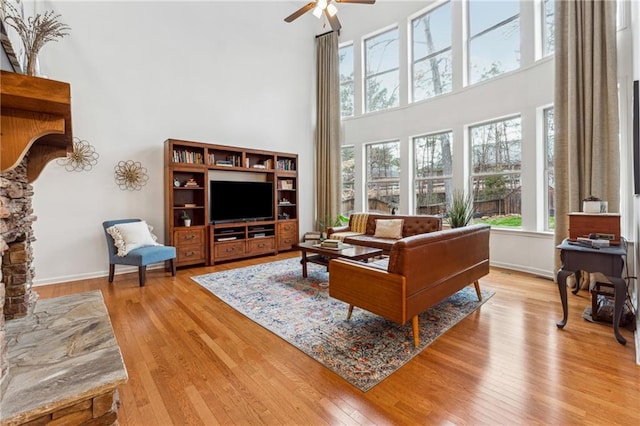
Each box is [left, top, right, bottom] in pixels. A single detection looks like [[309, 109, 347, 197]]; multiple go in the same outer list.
[[102, 219, 176, 287]]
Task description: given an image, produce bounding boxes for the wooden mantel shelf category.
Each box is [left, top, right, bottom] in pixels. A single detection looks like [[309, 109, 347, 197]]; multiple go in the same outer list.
[[1, 70, 73, 182]]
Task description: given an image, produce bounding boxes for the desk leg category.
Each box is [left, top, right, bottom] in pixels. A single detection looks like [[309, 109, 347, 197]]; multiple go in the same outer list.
[[610, 278, 627, 345], [556, 270, 572, 328], [301, 251, 308, 278]]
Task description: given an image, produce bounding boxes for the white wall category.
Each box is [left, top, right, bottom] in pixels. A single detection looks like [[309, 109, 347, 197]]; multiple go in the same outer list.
[[26, 1, 322, 284]]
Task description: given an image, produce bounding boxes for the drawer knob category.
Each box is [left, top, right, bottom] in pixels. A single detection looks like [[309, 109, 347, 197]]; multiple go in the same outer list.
[[185, 234, 195, 240], [185, 251, 195, 257]]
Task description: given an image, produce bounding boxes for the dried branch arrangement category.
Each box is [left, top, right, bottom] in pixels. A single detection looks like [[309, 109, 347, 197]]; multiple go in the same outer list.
[[1, 0, 71, 75]]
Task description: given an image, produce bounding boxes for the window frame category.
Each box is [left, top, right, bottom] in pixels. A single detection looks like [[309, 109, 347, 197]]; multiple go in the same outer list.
[[412, 130, 454, 215], [543, 107, 554, 231], [469, 115, 523, 227], [363, 26, 400, 113], [365, 140, 401, 213], [339, 42, 355, 118], [467, 0, 521, 85], [541, 0, 555, 57], [410, 1, 453, 103], [341, 145, 356, 215]]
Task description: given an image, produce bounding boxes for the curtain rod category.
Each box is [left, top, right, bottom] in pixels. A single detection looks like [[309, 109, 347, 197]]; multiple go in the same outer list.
[[315, 30, 339, 38]]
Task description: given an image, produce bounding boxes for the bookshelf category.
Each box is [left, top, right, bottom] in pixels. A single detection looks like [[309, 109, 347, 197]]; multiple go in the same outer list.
[[164, 139, 298, 266]]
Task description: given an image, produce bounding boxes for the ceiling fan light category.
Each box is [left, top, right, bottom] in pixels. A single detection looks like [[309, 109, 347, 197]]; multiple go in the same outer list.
[[327, 3, 338, 16], [317, 0, 328, 10], [312, 6, 323, 18]]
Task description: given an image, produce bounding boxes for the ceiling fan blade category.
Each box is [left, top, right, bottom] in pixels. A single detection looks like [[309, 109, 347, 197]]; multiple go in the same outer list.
[[336, 0, 376, 4], [284, 2, 316, 23], [325, 9, 342, 31]]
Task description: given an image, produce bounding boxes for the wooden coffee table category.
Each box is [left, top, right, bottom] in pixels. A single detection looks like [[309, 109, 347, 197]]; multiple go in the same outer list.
[[294, 241, 383, 277]]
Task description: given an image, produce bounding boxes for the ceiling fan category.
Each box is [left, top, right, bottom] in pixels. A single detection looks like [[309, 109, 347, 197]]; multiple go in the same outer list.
[[284, 0, 376, 32]]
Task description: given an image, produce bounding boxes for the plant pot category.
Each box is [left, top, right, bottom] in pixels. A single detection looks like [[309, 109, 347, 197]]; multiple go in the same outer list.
[[183, 219, 191, 227]]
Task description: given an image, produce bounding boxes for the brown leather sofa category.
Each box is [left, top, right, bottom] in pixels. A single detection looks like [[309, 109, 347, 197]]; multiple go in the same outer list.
[[327, 213, 442, 254], [329, 224, 491, 347]]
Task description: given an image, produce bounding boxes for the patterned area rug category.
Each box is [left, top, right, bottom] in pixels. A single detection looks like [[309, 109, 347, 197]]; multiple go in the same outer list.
[[191, 258, 494, 392]]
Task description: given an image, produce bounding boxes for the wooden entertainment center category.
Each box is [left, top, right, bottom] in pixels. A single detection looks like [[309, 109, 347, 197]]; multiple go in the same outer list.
[[164, 139, 298, 267]]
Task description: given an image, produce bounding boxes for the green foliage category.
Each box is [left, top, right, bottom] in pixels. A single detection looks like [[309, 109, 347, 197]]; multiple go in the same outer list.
[[446, 190, 475, 228], [476, 215, 522, 227], [318, 214, 349, 231]]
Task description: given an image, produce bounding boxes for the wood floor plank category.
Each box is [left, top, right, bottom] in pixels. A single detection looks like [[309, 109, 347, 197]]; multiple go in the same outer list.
[[33, 252, 640, 425]]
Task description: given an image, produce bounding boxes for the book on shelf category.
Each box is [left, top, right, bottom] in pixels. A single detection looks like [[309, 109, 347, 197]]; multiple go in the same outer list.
[[276, 159, 296, 171], [279, 180, 293, 190], [183, 203, 197, 207], [173, 149, 204, 164]]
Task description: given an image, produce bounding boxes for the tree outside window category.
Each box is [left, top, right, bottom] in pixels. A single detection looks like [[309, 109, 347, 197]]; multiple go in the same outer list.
[[339, 43, 354, 117], [341, 145, 355, 215], [364, 28, 399, 113], [542, 0, 555, 57], [544, 107, 554, 230], [468, 0, 520, 84], [471, 117, 522, 227], [366, 141, 400, 213], [412, 2, 452, 102], [414, 131, 453, 215]]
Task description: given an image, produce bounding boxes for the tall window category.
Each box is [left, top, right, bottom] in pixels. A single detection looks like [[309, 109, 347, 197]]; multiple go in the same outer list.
[[366, 141, 400, 213], [544, 107, 555, 230], [341, 145, 355, 215], [364, 28, 399, 113], [468, 0, 520, 84], [542, 0, 555, 57], [414, 131, 453, 215], [471, 116, 522, 227], [339, 43, 354, 117], [411, 2, 452, 102]]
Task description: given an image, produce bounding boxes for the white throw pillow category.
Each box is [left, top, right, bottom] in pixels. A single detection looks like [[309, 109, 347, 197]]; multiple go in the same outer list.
[[107, 221, 160, 257], [373, 219, 404, 239]]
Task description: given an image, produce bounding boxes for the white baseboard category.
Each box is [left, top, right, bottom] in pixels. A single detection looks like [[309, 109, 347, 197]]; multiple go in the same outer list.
[[490, 260, 555, 280], [32, 263, 168, 286]]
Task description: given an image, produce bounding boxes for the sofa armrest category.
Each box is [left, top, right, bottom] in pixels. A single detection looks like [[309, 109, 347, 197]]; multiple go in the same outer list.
[[329, 259, 407, 324], [327, 225, 349, 237]]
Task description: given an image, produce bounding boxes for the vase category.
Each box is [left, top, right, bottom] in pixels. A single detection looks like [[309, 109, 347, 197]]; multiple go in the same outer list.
[[23, 51, 41, 76]]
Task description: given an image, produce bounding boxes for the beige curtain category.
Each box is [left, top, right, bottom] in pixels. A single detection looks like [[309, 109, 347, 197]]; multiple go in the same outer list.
[[554, 0, 619, 268], [315, 31, 341, 231]]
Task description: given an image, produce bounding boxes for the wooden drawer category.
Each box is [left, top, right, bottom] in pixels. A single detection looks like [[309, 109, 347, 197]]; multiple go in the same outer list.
[[176, 244, 205, 264], [214, 240, 245, 260], [248, 237, 275, 255], [278, 221, 298, 250], [174, 228, 204, 245], [278, 222, 297, 237]]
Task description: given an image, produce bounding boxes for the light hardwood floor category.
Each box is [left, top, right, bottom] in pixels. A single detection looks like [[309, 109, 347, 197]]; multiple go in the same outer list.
[[35, 252, 640, 425]]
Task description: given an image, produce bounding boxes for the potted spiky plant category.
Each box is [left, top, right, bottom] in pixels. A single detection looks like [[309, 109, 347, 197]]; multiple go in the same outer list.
[[446, 189, 475, 228], [181, 211, 191, 227]]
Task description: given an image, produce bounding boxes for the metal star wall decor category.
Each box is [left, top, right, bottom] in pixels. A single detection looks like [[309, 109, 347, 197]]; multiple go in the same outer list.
[[114, 160, 149, 191], [56, 137, 99, 171]]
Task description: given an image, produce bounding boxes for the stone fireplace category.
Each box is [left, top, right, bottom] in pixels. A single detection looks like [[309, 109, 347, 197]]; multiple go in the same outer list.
[[0, 160, 37, 395]]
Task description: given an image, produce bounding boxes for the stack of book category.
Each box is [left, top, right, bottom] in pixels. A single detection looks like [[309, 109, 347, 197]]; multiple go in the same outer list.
[[321, 239, 341, 249], [303, 232, 322, 243]]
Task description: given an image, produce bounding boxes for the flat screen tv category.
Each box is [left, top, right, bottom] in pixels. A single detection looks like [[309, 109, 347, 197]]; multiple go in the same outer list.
[[210, 180, 274, 223]]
